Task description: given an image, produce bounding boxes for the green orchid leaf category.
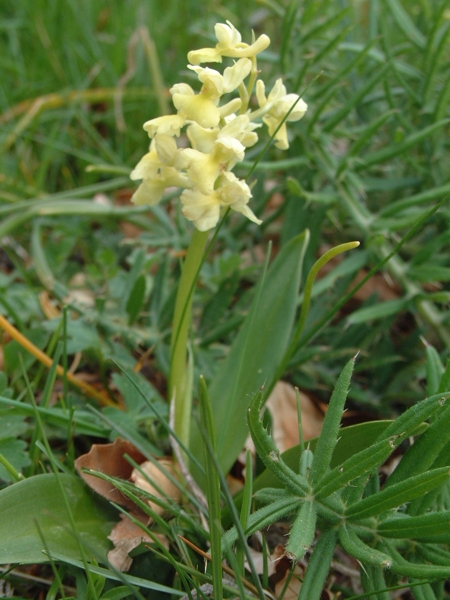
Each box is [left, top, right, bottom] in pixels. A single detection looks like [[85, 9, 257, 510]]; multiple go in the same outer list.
[[125, 273, 146, 325], [0, 473, 116, 564], [192, 230, 310, 478]]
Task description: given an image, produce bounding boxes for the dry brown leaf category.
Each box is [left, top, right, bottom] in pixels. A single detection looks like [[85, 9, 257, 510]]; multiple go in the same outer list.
[[74, 438, 147, 512], [39, 291, 61, 319], [243, 545, 276, 578], [76, 439, 181, 571], [107, 513, 169, 571], [267, 381, 324, 452], [270, 544, 305, 600], [131, 458, 180, 516]]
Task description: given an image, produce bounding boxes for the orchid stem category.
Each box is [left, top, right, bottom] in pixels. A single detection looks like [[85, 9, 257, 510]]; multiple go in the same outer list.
[[169, 228, 209, 446]]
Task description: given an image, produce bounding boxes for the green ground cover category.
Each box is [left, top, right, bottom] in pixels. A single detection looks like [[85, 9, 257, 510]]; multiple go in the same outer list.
[[0, 0, 450, 598]]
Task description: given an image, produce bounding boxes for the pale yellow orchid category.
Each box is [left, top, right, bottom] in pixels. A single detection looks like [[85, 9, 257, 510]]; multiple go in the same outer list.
[[180, 171, 259, 231], [188, 21, 270, 65], [177, 134, 245, 196], [130, 136, 189, 205], [255, 79, 308, 149], [143, 114, 186, 138], [171, 59, 252, 128], [130, 21, 309, 231]]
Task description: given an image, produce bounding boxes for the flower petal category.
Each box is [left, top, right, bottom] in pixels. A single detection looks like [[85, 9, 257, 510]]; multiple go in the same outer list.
[[143, 114, 186, 138]]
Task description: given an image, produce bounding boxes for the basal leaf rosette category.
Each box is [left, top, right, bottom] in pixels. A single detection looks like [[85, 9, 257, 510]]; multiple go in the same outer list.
[[130, 21, 308, 231]]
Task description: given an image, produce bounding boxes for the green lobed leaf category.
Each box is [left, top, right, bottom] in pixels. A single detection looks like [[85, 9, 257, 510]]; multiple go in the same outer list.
[[0, 438, 31, 482], [0, 473, 116, 564]]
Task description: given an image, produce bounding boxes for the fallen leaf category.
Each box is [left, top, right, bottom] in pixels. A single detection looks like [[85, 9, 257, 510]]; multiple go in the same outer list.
[[270, 544, 305, 600], [74, 438, 146, 511], [131, 459, 180, 516], [107, 513, 169, 571], [267, 381, 324, 452]]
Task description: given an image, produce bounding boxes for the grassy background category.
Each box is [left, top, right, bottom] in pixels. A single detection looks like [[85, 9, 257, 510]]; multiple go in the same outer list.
[[0, 0, 450, 595]]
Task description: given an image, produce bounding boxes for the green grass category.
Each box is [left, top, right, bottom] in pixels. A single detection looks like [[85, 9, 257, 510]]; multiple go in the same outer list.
[[0, 0, 450, 598]]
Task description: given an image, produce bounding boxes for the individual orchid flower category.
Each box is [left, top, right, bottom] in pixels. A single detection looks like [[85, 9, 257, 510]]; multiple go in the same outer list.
[[255, 79, 308, 150], [171, 59, 252, 128], [170, 82, 221, 129], [180, 171, 260, 231], [186, 115, 259, 155], [177, 134, 246, 196], [130, 135, 190, 205], [188, 21, 270, 65]]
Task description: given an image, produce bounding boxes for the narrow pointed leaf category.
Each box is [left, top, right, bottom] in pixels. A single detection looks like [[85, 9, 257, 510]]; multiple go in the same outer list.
[[298, 529, 338, 600], [314, 438, 398, 500], [247, 389, 309, 496], [385, 402, 450, 487], [346, 468, 450, 520], [309, 357, 355, 485], [339, 525, 392, 568], [285, 499, 317, 561], [379, 511, 450, 539]]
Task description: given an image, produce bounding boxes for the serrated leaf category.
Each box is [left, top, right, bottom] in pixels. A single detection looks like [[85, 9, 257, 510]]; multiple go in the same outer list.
[[0, 473, 116, 564], [252, 420, 391, 494], [379, 511, 450, 539], [346, 468, 450, 520]]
